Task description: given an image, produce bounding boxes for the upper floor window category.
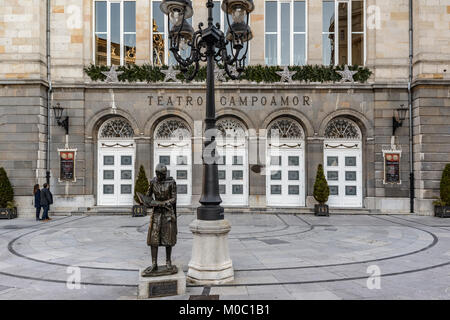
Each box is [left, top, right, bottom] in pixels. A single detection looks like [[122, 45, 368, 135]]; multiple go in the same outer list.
[[151, 0, 192, 66], [265, 0, 307, 66], [94, 0, 136, 66], [323, 0, 365, 65]]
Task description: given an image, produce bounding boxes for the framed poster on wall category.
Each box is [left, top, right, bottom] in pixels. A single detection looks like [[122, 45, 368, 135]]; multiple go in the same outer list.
[[383, 151, 401, 184], [58, 149, 77, 182]]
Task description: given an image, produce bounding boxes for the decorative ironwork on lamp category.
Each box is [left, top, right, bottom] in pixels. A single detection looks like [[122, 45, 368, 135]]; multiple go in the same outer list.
[[53, 103, 69, 135], [161, 0, 254, 80], [392, 104, 408, 136], [160, 0, 254, 221]]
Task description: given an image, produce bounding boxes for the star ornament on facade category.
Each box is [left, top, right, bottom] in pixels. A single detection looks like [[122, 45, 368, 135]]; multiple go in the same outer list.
[[227, 65, 240, 79], [101, 65, 123, 83], [214, 64, 226, 82], [336, 65, 358, 84], [276, 66, 297, 83], [161, 65, 181, 82]]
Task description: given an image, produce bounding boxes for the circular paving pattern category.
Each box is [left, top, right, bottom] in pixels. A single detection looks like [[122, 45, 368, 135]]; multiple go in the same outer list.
[[0, 214, 449, 299]]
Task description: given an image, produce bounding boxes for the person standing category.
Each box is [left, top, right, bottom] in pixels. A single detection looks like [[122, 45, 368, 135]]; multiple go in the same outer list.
[[33, 184, 41, 221], [40, 183, 53, 221]]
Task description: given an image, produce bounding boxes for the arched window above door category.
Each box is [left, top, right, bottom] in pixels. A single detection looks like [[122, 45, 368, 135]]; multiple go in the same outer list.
[[99, 117, 134, 139], [217, 118, 247, 139], [154, 118, 191, 140], [325, 118, 361, 140], [267, 117, 304, 140]]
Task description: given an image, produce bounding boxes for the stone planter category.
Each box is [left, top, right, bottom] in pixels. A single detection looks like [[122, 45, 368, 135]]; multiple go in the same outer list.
[[132, 205, 147, 217], [434, 206, 450, 218], [314, 204, 329, 216], [0, 207, 17, 219]]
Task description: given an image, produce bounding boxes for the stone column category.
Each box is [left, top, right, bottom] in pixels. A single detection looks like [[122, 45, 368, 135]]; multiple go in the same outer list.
[[307, 0, 322, 65], [136, 0, 150, 64], [192, 119, 203, 206], [306, 137, 323, 207], [135, 137, 151, 179], [84, 137, 95, 198], [248, 131, 266, 207], [250, 0, 264, 65]]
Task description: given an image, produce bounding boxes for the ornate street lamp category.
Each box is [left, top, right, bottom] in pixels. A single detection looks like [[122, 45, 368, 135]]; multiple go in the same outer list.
[[393, 104, 408, 136], [52, 103, 69, 135], [160, 0, 254, 284]]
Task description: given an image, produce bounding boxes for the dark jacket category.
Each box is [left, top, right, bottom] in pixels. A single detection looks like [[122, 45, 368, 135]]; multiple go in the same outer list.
[[40, 188, 53, 206], [34, 189, 41, 208]]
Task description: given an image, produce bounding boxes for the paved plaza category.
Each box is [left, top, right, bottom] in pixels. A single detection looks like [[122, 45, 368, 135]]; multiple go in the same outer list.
[[0, 213, 449, 300]]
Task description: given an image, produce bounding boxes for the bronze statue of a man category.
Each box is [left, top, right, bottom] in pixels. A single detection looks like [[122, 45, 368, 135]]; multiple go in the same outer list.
[[140, 163, 177, 277]]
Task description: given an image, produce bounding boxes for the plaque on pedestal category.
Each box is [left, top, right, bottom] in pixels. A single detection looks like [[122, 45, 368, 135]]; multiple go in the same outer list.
[[138, 266, 186, 299]]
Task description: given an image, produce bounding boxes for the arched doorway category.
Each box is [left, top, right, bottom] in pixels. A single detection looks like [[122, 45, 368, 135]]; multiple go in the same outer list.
[[97, 117, 136, 206], [266, 117, 305, 207], [323, 118, 363, 207], [154, 117, 192, 205], [216, 117, 249, 206]]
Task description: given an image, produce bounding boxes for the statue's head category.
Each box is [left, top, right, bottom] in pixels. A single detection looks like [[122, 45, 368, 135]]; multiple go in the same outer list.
[[155, 163, 167, 181]]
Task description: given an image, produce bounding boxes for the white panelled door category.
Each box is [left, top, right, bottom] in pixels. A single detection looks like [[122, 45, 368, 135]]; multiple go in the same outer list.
[[97, 143, 135, 206], [266, 117, 306, 207], [266, 146, 305, 206], [323, 118, 363, 208], [323, 147, 362, 207], [97, 117, 136, 206], [216, 118, 249, 206], [154, 144, 192, 206], [153, 118, 192, 206], [217, 145, 248, 206]]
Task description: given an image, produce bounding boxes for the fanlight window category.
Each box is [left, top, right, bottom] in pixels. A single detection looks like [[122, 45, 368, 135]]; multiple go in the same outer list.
[[99, 118, 134, 139], [155, 118, 191, 140], [325, 118, 361, 140], [217, 118, 247, 139], [267, 118, 304, 140]]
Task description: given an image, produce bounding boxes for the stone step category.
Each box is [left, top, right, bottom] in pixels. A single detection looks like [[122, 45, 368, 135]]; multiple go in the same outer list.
[[67, 206, 372, 216]]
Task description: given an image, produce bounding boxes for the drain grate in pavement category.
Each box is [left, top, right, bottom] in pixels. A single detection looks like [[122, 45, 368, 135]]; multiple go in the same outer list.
[[0, 285, 13, 292], [0, 225, 22, 229], [39, 229, 59, 235], [259, 238, 289, 245], [189, 295, 219, 300], [189, 286, 219, 300], [239, 237, 257, 241]]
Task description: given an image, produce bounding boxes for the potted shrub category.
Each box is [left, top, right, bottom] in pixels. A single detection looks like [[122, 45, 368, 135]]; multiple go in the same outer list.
[[313, 164, 330, 216], [132, 165, 149, 217], [434, 163, 450, 218], [0, 167, 17, 219]]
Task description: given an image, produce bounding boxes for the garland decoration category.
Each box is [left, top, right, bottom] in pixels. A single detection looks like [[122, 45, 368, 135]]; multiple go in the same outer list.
[[84, 64, 372, 84]]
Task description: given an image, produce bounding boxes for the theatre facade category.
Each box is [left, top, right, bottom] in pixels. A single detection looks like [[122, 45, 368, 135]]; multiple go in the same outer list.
[[1, 0, 449, 216]]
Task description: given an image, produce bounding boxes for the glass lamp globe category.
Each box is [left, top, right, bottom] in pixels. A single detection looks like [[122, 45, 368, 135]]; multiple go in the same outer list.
[[160, 0, 194, 20], [226, 22, 253, 45], [221, 0, 255, 18], [170, 21, 194, 49], [231, 5, 246, 23], [169, 9, 184, 26]]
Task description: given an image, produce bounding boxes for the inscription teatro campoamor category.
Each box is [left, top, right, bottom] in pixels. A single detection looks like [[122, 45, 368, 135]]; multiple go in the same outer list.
[[147, 95, 311, 108]]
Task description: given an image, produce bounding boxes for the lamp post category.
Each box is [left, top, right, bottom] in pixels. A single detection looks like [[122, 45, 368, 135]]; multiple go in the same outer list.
[[52, 103, 69, 135], [160, 0, 254, 284], [392, 104, 408, 136]]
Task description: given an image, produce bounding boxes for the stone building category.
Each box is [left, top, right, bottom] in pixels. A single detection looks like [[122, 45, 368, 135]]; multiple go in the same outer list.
[[0, 0, 449, 216]]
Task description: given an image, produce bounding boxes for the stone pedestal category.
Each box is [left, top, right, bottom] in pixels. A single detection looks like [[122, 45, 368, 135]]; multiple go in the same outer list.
[[138, 266, 186, 299], [187, 219, 234, 285]]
